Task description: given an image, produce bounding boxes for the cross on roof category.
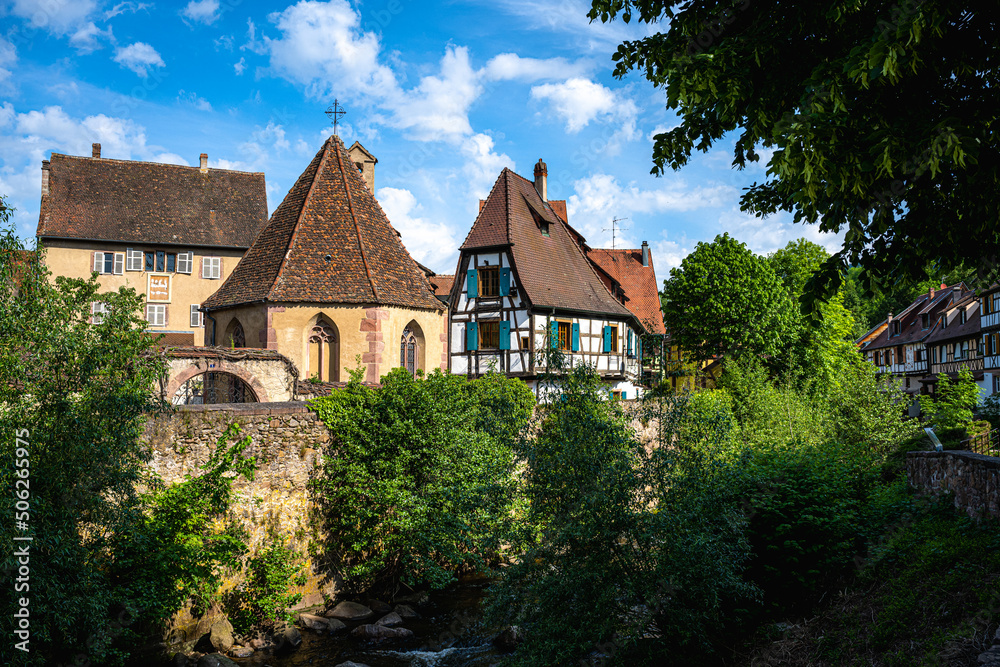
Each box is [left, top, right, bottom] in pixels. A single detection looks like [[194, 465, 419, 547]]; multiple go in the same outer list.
[[325, 99, 346, 135]]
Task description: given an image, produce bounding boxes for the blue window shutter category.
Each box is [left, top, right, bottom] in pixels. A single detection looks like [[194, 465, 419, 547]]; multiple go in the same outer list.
[[603, 326, 612, 352], [627, 330, 633, 356], [499, 320, 511, 349], [549, 321, 558, 348], [572, 323, 580, 351], [467, 269, 478, 298], [499, 267, 510, 296], [467, 322, 478, 351], [622, 391, 627, 400], [638, 338, 642, 360]]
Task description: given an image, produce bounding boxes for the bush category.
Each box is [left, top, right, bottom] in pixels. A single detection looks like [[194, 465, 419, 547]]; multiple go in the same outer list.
[[226, 540, 307, 634], [310, 368, 533, 595], [918, 368, 981, 431]]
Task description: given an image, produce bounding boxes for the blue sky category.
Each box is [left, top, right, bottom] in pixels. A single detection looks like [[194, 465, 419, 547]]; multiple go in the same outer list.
[[0, 0, 842, 276]]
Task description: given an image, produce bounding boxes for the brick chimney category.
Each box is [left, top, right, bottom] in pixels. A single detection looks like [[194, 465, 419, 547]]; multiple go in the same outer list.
[[92, 143, 101, 158], [200, 153, 208, 173], [641, 241, 650, 267], [41, 160, 50, 196], [929, 285, 936, 300], [533, 159, 547, 202]]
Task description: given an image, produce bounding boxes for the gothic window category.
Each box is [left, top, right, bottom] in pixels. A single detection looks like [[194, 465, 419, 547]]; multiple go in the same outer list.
[[401, 327, 417, 377], [231, 322, 245, 347], [309, 321, 338, 382]]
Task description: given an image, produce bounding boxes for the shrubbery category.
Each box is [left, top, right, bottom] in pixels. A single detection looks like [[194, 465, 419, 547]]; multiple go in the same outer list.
[[309, 367, 534, 595]]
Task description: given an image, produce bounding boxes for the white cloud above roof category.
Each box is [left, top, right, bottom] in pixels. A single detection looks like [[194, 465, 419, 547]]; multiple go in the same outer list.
[[113, 42, 165, 77]]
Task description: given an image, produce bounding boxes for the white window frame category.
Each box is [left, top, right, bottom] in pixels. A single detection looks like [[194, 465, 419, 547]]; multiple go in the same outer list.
[[146, 304, 166, 327], [94, 252, 125, 275], [202, 256, 221, 280], [126, 248, 143, 271], [177, 252, 194, 275], [91, 302, 109, 324], [190, 304, 204, 328]]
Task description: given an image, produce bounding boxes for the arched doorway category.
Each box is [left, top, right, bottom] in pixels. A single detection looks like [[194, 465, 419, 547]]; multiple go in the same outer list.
[[400, 320, 425, 378], [224, 318, 246, 348], [172, 371, 259, 405], [308, 318, 339, 382]]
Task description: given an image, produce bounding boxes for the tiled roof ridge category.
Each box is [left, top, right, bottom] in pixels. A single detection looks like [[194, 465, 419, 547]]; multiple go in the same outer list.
[[48, 152, 266, 175], [459, 168, 512, 249], [505, 169, 512, 245], [270, 138, 330, 301], [332, 136, 380, 301]]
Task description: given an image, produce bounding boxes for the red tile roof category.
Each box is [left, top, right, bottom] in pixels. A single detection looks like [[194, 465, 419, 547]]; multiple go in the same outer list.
[[461, 169, 634, 320], [859, 285, 966, 351], [36, 153, 268, 248], [587, 248, 666, 335], [429, 274, 454, 298], [203, 136, 442, 311]]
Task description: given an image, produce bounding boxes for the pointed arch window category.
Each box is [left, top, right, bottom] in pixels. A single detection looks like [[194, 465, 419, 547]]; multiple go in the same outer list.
[[231, 322, 245, 348], [401, 327, 417, 377], [309, 321, 338, 382]]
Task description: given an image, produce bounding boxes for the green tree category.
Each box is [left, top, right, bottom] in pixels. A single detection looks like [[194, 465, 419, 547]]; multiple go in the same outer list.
[[1, 217, 167, 665], [590, 0, 997, 300], [309, 368, 534, 595], [918, 368, 981, 431], [661, 233, 794, 363]]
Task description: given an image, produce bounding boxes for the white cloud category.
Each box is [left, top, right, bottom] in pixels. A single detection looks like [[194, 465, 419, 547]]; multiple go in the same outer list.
[[177, 90, 213, 111], [567, 173, 736, 248], [241, 18, 268, 55], [68, 22, 112, 53], [7, 0, 99, 37], [531, 78, 634, 134], [652, 235, 693, 272], [234, 57, 246, 75], [181, 0, 220, 24], [485, 0, 648, 51], [481, 53, 588, 82], [105, 2, 153, 20], [460, 133, 514, 198], [377, 186, 462, 271], [716, 207, 845, 258], [113, 42, 165, 77], [150, 152, 190, 166], [0, 38, 16, 88]]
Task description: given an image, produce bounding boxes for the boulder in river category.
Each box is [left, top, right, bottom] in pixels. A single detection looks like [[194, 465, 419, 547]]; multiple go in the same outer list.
[[375, 612, 403, 627], [230, 645, 254, 658], [367, 599, 392, 614], [274, 626, 302, 652], [197, 654, 239, 667], [393, 604, 419, 618], [350, 624, 415, 640], [327, 618, 347, 633], [298, 613, 331, 632], [209, 618, 234, 653], [327, 601, 374, 621]]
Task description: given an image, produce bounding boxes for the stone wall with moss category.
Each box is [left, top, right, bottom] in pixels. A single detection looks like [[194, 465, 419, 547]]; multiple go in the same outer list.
[[143, 402, 334, 609], [906, 450, 1000, 520]]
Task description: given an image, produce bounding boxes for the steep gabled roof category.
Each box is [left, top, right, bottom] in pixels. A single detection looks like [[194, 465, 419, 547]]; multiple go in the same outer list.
[[588, 248, 666, 335], [925, 292, 981, 344], [460, 168, 633, 319], [861, 285, 965, 351], [36, 153, 268, 248], [203, 135, 441, 311]]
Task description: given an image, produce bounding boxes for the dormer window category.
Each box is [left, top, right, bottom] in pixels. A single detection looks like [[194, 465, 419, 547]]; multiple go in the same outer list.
[[959, 308, 967, 325], [540, 221, 550, 237], [941, 314, 948, 329], [891, 320, 901, 336], [921, 314, 929, 329]]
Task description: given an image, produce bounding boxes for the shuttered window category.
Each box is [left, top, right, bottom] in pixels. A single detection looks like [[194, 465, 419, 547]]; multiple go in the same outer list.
[[499, 320, 511, 350], [499, 267, 511, 296], [571, 323, 580, 351], [91, 302, 109, 324], [146, 304, 167, 327], [202, 256, 222, 279], [126, 248, 143, 271], [190, 305, 203, 328], [177, 252, 194, 274], [467, 269, 478, 298], [466, 322, 478, 351], [480, 321, 500, 349]]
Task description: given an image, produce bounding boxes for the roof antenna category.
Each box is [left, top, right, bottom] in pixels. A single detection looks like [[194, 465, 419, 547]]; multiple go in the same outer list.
[[603, 216, 629, 249], [325, 99, 346, 136]]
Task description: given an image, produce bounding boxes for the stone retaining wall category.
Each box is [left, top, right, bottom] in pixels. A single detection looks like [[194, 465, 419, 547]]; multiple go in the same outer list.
[[906, 450, 1000, 520], [143, 402, 334, 607]]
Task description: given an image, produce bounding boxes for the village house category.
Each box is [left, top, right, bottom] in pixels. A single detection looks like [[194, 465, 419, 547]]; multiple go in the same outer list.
[[980, 284, 1000, 397], [922, 287, 985, 397], [35, 143, 269, 346], [448, 159, 660, 398], [200, 135, 446, 393]]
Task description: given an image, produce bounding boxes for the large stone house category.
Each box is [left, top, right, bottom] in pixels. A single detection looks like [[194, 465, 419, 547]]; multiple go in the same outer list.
[[201, 135, 446, 387], [448, 159, 660, 398], [35, 143, 269, 345]]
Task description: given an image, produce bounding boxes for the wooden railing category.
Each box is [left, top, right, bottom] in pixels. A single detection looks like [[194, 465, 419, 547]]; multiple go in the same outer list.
[[960, 428, 1000, 457]]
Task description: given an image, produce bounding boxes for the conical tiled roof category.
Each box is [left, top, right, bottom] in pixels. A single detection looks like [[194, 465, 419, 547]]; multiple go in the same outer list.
[[203, 136, 442, 311], [460, 168, 634, 319]]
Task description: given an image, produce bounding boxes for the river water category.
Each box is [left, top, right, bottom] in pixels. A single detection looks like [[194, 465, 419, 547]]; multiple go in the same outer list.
[[242, 578, 502, 667]]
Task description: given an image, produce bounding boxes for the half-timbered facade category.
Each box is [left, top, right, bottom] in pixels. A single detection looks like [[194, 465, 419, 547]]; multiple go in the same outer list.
[[979, 285, 1000, 397], [923, 288, 984, 397], [449, 160, 651, 398]]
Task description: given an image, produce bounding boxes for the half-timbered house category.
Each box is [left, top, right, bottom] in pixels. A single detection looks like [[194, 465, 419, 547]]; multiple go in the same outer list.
[[980, 284, 1000, 397], [922, 288, 984, 397], [448, 159, 653, 398]]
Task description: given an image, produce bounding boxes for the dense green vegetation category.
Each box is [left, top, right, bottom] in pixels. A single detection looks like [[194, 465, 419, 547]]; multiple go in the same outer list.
[[309, 366, 535, 596], [589, 0, 1000, 301]]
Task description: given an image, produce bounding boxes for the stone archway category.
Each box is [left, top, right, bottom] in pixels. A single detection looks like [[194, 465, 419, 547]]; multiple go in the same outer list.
[[165, 359, 270, 404]]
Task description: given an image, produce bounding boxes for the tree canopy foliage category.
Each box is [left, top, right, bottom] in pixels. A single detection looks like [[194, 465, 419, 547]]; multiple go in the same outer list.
[[590, 0, 998, 300]]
